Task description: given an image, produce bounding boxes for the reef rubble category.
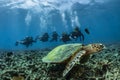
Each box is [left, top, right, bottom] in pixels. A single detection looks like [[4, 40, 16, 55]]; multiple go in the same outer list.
[[0, 43, 120, 80]]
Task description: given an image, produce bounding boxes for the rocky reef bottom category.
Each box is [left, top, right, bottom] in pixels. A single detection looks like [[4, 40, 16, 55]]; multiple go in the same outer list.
[[0, 43, 120, 80]]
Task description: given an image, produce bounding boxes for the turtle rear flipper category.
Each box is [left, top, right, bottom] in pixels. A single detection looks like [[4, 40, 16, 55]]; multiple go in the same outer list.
[[62, 50, 86, 77]]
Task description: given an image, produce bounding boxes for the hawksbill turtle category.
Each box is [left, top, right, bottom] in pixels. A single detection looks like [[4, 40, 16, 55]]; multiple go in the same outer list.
[[42, 43, 105, 77]]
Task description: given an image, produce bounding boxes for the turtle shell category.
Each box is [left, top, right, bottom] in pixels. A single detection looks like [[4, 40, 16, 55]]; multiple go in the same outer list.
[[42, 43, 83, 63]]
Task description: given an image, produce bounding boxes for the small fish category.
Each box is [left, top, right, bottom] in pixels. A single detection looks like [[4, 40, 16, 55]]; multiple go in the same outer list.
[[85, 28, 90, 34]]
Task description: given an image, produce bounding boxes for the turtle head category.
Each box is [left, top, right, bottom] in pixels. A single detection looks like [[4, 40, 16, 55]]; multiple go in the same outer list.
[[84, 43, 106, 54]]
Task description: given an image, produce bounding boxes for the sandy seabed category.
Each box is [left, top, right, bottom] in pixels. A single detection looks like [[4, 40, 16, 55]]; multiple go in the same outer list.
[[0, 43, 120, 80]]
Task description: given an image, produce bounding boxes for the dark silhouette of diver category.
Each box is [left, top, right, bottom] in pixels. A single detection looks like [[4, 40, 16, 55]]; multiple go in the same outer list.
[[84, 28, 90, 34], [70, 26, 84, 41], [60, 32, 71, 43], [50, 31, 59, 42], [15, 36, 36, 48], [36, 32, 49, 42]]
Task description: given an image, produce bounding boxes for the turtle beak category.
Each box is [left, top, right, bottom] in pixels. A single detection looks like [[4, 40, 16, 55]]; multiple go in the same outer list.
[[103, 46, 107, 50]]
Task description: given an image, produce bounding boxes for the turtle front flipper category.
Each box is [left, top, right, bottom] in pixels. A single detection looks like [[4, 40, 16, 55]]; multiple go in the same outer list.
[[62, 50, 86, 77]]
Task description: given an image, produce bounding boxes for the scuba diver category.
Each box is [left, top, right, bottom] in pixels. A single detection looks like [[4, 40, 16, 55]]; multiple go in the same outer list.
[[70, 26, 84, 41], [60, 32, 71, 43], [36, 32, 49, 42], [50, 31, 59, 42], [15, 36, 36, 48], [84, 28, 90, 34]]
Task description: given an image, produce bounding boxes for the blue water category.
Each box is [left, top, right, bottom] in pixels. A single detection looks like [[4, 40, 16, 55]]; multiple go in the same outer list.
[[0, 0, 120, 50]]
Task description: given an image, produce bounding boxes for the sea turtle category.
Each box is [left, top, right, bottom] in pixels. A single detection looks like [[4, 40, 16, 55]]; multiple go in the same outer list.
[[42, 43, 105, 77]]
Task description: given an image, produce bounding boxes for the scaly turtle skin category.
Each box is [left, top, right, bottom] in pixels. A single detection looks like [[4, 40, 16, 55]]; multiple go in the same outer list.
[[42, 43, 105, 77]]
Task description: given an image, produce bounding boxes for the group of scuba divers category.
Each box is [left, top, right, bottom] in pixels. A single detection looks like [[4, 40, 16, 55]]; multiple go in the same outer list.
[[15, 26, 90, 48]]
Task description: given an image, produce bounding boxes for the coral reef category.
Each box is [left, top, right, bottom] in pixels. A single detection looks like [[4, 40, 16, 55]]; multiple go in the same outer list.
[[0, 43, 120, 80]]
